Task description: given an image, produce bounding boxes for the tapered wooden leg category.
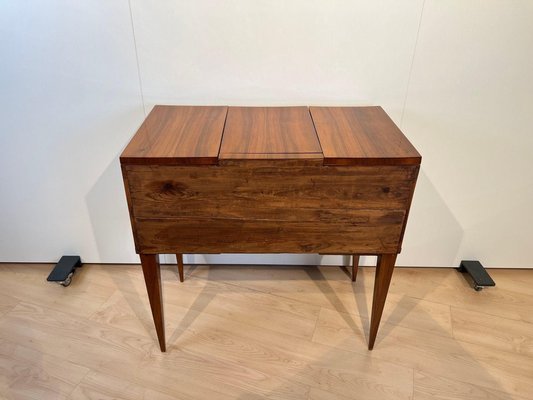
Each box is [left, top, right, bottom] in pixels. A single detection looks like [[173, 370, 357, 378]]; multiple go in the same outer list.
[[351, 254, 360, 282], [368, 253, 397, 350], [140, 254, 166, 352], [175, 254, 184, 282]]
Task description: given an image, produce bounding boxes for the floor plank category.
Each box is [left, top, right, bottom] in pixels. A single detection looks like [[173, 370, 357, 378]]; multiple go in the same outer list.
[[312, 306, 533, 399], [161, 309, 415, 400], [189, 265, 453, 337], [413, 370, 528, 400], [0, 293, 19, 318], [0, 264, 532, 400], [451, 307, 533, 357], [0, 264, 116, 319], [0, 342, 88, 400], [69, 371, 162, 400]]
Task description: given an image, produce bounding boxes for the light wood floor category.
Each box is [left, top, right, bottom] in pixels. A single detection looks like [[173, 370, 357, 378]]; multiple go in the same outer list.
[[0, 263, 532, 400]]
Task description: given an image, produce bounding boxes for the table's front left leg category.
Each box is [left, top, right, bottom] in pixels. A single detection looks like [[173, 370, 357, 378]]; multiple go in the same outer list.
[[368, 253, 397, 350], [140, 254, 166, 352]]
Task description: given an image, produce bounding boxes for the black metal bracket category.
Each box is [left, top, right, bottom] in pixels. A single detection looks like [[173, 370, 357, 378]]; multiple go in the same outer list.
[[457, 260, 495, 291], [47, 256, 82, 287]]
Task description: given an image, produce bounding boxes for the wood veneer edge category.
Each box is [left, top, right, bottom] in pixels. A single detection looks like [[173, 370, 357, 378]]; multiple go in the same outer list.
[[215, 106, 229, 165]]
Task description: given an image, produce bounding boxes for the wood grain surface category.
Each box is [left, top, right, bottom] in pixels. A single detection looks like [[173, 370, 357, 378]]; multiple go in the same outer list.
[[219, 107, 322, 162], [124, 163, 417, 254], [1, 264, 531, 400], [175, 253, 184, 282], [310, 106, 421, 166], [124, 165, 419, 219], [352, 254, 360, 282], [134, 212, 405, 254], [120, 104, 422, 353], [140, 254, 166, 351], [369, 253, 397, 349], [120, 105, 228, 165]]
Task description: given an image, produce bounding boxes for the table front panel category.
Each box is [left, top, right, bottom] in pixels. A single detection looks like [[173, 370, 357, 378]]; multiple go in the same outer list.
[[125, 165, 418, 219], [123, 164, 418, 254]]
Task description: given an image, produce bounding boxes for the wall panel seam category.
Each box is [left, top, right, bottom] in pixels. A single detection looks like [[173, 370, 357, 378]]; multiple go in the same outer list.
[[128, 0, 146, 116], [400, 0, 426, 128]]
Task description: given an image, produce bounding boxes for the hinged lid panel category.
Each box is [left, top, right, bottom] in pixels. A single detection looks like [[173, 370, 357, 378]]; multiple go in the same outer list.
[[120, 105, 227, 165], [310, 106, 421, 166], [219, 107, 323, 163]]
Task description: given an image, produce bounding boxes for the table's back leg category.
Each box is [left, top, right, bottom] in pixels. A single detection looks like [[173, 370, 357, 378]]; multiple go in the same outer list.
[[175, 253, 184, 282], [352, 254, 360, 282], [140, 254, 166, 352], [368, 253, 397, 350]]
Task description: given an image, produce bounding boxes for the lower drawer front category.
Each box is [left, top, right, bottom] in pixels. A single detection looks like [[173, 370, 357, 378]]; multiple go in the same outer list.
[[134, 209, 405, 254]]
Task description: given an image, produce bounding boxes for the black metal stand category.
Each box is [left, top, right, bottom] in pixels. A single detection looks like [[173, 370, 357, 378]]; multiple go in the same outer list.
[[457, 260, 495, 291], [47, 256, 82, 287]]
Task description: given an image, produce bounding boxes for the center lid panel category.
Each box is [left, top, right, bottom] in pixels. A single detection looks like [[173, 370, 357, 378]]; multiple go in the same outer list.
[[218, 106, 324, 162]]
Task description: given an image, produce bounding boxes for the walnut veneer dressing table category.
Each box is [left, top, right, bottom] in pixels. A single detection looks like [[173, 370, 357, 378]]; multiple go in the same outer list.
[[120, 105, 421, 352]]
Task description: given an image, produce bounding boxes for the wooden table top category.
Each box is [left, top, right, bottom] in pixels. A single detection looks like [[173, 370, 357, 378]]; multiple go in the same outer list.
[[120, 105, 421, 166]]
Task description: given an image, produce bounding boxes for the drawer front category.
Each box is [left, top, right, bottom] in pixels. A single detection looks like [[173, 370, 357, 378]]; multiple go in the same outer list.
[[124, 165, 418, 220], [134, 210, 405, 254]]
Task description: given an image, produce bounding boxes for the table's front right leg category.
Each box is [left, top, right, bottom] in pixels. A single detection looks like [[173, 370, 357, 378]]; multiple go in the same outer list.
[[140, 254, 166, 352], [368, 253, 397, 350]]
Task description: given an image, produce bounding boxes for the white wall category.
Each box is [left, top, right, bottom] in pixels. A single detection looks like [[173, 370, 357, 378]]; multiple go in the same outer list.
[[1, 1, 532, 268]]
